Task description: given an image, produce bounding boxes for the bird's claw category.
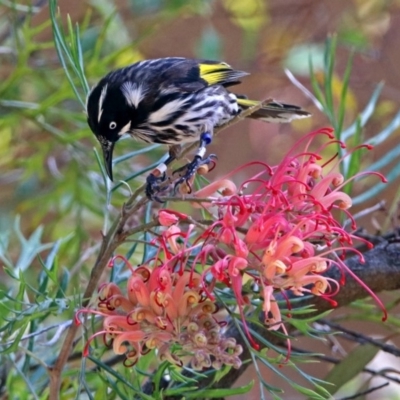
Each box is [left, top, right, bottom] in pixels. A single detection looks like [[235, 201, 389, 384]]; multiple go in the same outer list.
[[145, 172, 168, 202], [145, 153, 217, 200], [173, 154, 217, 194]]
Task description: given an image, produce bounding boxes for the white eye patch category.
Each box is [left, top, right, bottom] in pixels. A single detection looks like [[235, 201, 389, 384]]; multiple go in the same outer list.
[[109, 121, 117, 129], [118, 121, 131, 136]]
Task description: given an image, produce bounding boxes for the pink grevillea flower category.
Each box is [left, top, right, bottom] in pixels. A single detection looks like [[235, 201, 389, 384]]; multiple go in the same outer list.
[[158, 209, 189, 227], [158, 210, 179, 226], [79, 127, 387, 369], [190, 127, 387, 339], [77, 260, 242, 370]]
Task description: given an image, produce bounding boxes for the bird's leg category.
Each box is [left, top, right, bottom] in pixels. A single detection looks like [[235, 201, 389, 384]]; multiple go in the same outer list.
[[145, 145, 181, 201], [173, 132, 217, 193]]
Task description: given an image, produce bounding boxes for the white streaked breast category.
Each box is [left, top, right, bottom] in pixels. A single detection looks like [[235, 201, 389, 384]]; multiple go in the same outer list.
[[148, 98, 188, 124]]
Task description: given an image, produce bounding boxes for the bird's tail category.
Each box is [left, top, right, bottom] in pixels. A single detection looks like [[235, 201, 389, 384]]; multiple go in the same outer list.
[[237, 98, 311, 123]]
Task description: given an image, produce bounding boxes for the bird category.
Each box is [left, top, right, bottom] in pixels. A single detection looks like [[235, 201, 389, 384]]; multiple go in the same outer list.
[[86, 57, 311, 199]]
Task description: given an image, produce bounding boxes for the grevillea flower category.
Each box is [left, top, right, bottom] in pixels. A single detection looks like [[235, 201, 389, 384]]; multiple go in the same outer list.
[[158, 210, 179, 226], [190, 127, 387, 338], [79, 127, 387, 369], [78, 258, 242, 370]]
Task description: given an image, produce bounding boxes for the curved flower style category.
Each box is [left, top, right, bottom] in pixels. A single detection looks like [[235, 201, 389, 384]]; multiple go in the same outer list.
[[79, 127, 387, 369], [192, 128, 387, 335]]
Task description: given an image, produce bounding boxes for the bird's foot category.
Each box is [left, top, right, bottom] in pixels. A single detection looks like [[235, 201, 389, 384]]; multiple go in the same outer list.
[[173, 154, 217, 194], [145, 171, 169, 202]]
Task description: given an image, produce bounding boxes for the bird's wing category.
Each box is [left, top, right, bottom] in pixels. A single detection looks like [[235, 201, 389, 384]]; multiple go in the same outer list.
[[197, 60, 249, 86], [157, 58, 249, 93]]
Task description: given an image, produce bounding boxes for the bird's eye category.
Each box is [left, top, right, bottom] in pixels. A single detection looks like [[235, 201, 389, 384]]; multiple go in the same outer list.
[[109, 121, 117, 129]]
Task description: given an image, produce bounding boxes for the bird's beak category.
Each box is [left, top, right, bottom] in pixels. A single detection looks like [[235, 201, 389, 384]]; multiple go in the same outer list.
[[101, 141, 115, 181]]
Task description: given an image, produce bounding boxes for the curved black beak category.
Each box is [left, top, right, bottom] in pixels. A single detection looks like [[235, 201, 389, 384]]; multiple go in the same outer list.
[[101, 141, 115, 181]]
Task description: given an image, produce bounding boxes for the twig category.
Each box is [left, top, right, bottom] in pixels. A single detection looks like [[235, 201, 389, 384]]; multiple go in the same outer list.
[[156, 196, 217, 203], [343, 200, 386, 228], [1, 321, 72, 346], [337, 382, 389, 400], [319, 319, 400, 357], [48, 198, 151, 398], [120, 219, 159, 240], [290, 345, 400, 385]]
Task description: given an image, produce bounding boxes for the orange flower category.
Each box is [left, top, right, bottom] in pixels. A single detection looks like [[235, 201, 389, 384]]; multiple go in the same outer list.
[[80, 262, 242, 369]]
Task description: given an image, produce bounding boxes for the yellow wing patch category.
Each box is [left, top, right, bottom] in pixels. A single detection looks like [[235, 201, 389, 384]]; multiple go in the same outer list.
[[199, 62, 248, 86], [236, 98, 259, 107], [199, 62, 232, 74]]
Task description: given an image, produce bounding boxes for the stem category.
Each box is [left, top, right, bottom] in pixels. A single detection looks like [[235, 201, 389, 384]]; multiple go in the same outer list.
[[48, 195, 148, 398], [47, 100, 278, 399]]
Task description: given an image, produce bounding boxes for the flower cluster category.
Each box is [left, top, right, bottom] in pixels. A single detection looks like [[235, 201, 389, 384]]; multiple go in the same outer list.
[[78, 257, 242, 369], [192, 128, 386, 334], [79, 127, 386, 369]]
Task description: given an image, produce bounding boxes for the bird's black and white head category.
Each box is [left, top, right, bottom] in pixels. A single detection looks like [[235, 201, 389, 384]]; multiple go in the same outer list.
[[86, 78, 145, 180]]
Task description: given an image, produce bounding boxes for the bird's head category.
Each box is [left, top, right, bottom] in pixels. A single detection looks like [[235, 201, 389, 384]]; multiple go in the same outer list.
[[86, 80, 134, 181]]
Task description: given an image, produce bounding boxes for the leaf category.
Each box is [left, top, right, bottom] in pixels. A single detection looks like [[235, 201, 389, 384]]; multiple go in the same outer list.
[[367, 141, 400, 172], [308, 57, 326, 109], [87, 356, 154, 400], [49, 0, 89, 106], [343, 117, 363, 192], [152, 361, 170, 395], [163, 386, 199, 397], [184, 380, 254, 398], [341, 82, 384, 142], [352, 165, 393, 205], [291, 365, 332, 399], [168, 367, 198, 384], [111, 159, 161, 192], [323, 35, 337, 121], [285, 69, 324, 111], [113, 143, 161, 165], [321, 344, 380, 396], [337, 50, 355, 134], [291, 383, 327, 399], [211, 364, 232, 384], [13, 217, 53, 272], [367, 109, 400, 146]]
